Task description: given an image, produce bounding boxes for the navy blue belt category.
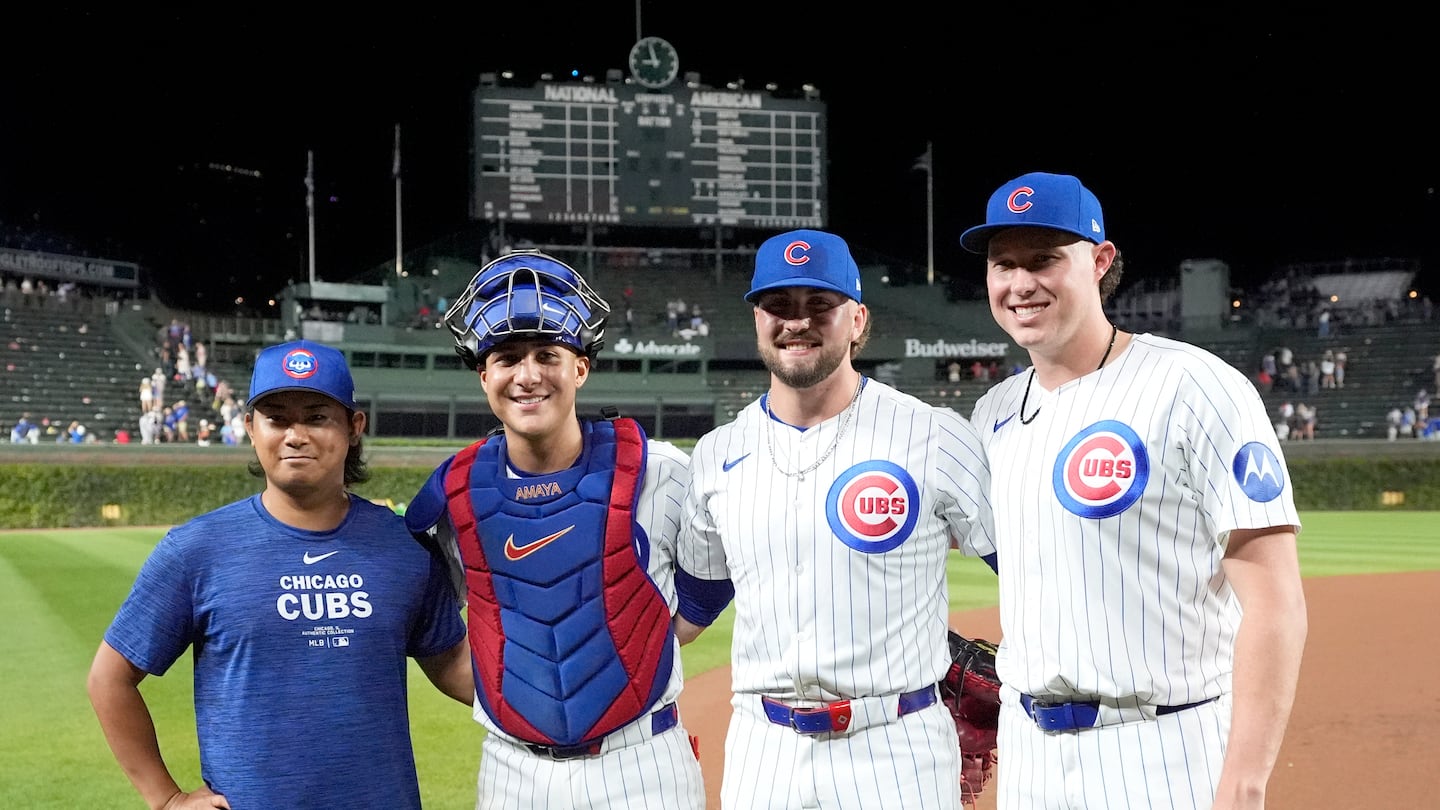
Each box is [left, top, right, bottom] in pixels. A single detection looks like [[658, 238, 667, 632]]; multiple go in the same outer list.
[[524, 702, 678, 760], [762, 685, 937, 735], [1019, 694, 1219, 732]]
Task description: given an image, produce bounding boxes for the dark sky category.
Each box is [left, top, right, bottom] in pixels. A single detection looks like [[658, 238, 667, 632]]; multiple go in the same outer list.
[[3, 8, 1436, 311]]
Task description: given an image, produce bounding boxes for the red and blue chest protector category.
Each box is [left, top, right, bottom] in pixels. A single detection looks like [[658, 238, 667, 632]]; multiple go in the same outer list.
[[417, 418, 674, 747]]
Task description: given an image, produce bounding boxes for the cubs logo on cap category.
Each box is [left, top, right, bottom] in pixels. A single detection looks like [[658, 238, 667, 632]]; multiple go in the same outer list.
[[247, 339, 356, 410], [959, 172, 1106, 254], [746, 229, 863, 303]]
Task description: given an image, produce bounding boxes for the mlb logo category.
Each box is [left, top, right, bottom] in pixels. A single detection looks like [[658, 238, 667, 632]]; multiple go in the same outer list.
[[330, 636, 350, 648]]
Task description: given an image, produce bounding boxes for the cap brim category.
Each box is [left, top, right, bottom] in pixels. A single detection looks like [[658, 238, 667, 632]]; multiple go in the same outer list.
[[247, 386, 354, 410], [745, 278, 853, 303], [959, 223, 1098, 254]]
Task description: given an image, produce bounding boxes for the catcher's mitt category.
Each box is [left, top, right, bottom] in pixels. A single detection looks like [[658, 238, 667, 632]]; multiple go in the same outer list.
[[941, 630, 1001, 805]]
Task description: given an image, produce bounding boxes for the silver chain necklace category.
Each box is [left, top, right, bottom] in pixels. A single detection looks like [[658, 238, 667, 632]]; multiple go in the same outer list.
[[764, 377, 864, 481]]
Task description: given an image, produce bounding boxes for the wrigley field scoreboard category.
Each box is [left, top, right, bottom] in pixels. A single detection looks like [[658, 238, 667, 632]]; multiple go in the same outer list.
[[470, 78, 826, 229]]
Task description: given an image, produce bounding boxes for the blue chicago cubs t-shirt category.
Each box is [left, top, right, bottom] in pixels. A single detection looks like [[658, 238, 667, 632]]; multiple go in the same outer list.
[[104, 494, 465, 809]]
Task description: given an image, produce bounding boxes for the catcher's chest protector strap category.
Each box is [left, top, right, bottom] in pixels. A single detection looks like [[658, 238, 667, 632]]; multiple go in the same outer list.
[[443, 418, 675, 747]]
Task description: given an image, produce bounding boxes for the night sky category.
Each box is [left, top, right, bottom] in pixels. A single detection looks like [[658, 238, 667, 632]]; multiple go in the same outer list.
[[3, 7, 1435, 311]]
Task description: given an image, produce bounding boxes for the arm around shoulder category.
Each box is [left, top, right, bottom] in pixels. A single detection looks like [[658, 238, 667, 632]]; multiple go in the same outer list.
[[417, 637, 475, 706]]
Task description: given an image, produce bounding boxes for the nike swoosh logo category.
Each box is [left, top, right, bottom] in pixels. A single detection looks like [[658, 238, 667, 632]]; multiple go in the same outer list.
[[302, 550, 340, 565], [722, 453, 750, 472], [504, 525, 576, 561], [993, 413, 1016, 432]]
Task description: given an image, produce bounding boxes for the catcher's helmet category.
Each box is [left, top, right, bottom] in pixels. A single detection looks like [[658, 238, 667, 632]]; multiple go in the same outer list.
[[444, 250, 610, 370]]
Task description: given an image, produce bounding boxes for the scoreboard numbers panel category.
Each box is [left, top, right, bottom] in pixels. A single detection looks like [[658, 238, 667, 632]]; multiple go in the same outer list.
[[471, 81, 826, 229]]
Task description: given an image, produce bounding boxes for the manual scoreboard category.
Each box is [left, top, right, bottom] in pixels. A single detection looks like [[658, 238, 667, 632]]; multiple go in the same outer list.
[[470, 80, 826, 229]]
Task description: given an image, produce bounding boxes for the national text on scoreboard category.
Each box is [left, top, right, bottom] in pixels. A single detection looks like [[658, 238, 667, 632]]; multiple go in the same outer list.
[[470, 81, 826, 229]]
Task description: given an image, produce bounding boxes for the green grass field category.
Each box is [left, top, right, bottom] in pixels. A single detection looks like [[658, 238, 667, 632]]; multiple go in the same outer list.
[[2, 512, 1434, 808]]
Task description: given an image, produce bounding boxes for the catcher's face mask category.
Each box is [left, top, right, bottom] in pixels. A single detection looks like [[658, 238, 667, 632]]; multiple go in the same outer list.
[[445, 251, 610, 370]]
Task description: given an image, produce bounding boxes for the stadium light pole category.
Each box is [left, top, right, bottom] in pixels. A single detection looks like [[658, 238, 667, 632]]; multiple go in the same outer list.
[[394, 124, 403, 280], [306, 150, 317, 284], [913, 141, 934, 286]]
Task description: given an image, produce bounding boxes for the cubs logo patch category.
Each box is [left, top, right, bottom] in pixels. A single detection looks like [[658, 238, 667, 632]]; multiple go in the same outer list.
[[1232, 441, 1285, 503], [1052, 420, 1149, 518], [825, 460, 920, 553], [282, 348, 319, 379]]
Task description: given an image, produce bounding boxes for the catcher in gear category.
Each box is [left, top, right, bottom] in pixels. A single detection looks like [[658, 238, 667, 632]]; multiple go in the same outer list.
[[941, 630, 1001, 806]]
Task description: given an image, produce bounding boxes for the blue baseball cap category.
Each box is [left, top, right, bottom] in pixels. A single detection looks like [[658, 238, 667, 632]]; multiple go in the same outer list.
[[746, 229, 863, 303], [959, 172, 1105, 254], [248, 340, 356, 410]]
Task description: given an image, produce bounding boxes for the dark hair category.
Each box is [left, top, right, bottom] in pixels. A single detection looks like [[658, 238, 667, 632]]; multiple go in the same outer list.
[[1099, 249, 1125, 303], [247, 431, 371, 486]]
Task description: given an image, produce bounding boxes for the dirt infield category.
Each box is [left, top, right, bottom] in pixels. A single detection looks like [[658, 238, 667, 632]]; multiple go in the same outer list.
[[677, 571, 1440, 809]]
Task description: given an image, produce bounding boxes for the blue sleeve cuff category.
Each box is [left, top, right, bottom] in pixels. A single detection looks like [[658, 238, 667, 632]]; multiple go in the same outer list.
[[675, 567, 734, 627], [981, 552, 998, 575]]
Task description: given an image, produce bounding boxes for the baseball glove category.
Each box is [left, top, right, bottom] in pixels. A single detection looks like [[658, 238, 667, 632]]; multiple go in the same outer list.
[[941, 630, 1001, 805]]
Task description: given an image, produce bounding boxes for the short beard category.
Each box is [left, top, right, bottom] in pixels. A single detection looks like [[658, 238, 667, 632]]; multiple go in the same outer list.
[[758, 338, 848, 390]]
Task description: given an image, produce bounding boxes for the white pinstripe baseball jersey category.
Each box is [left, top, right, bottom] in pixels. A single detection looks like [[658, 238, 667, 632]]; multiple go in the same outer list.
[[430, 437, 703, 810], [679, 377, 995, 809], [682, 377, 995, 700], [971, 333, 1301, 705]]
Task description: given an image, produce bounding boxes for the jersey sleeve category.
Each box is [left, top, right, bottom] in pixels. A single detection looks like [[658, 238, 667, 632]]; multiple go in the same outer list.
[[1179, 356, 1302, 542], [674, 431, 736, 626], [638, 439, 691, 609], [102, 529, 197, 676], [676, 432, 730, 580], [935, 407, 998, 559], [407, 542, 468, 659]]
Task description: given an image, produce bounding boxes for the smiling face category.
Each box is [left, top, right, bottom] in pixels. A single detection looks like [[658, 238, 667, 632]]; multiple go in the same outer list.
[[984, 227, 1114, 365], [752, 286, 864, 390], [479, 338, 588, 441], [244, 390, 362, 498]]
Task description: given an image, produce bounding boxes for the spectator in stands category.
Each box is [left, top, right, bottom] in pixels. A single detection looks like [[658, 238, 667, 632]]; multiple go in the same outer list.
[[1401, 406, 1418, 439], [138, 376, 155, 415], [1433, 352, 1440, 396], [1319, 349, 1336, 389], [1334, 349, 1347, 389], [1256, 364, 1273, 394], [1275, 401, 1294, 441], [10, 413, 37, 444], [947, 360, 962, 384], [138, 409, 161, 445], [1280, 360, 1301, 394], [665, 298, 680, 333], [1302, 358, 1321, 395], [1386, 406, 1403, 441], [1294, 402, 1316, 440], [151, 368, 167, 411], [1316, 307, 1332, 338], [212, 378, 233, 413], [169, 399, 191, 443], [1415, 389, 1431, 424]]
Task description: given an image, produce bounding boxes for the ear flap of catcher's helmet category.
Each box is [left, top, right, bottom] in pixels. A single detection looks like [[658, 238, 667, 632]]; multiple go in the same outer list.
[[444, 251, 610, 370]]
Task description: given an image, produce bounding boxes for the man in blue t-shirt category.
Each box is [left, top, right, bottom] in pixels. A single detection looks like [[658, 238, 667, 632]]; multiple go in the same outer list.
[[88, 339, 473, 809]]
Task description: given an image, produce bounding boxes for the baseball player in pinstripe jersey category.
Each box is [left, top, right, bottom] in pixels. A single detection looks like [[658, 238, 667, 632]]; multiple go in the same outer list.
[[961, 173, 1308, 809], [405, 252, 705, 810], [674, 229, 998, 810]]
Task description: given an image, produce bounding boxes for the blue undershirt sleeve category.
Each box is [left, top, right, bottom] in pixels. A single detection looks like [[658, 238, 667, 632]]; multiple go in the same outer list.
[[675, 566, 734, 627], [981, 551, 998, 575]]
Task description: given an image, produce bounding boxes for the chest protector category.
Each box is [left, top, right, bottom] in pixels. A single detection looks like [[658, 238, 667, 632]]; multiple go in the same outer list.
[[443, 418, 675, 746]]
